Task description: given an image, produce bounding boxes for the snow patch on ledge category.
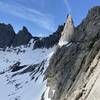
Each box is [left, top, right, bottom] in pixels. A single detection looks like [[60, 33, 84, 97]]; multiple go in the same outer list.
[[58, 40, 68, 47], [58, 39, 68, 47], [44, 87, 51, 100]]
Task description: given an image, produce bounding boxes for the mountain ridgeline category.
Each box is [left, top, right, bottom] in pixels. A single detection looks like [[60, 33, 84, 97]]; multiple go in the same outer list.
[[0, 23, 64, 49]]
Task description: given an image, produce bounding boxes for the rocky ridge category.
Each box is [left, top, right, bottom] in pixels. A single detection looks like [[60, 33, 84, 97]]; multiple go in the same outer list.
[[44, 6, 100, 100], [0, 23, 64, 49]]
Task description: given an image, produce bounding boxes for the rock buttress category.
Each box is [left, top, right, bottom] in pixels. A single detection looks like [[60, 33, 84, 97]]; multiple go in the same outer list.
[[44, 6, 100, 100]]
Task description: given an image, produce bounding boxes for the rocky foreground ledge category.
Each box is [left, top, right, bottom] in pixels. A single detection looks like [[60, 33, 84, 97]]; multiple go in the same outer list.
[[44, 6, 100, 100]]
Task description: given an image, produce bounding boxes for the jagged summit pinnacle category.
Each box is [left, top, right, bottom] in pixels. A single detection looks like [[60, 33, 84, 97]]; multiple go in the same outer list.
[[58, 14, 74, 46], [12, 26, 32, 47], [66, 14, 73, 24], [22, 26, 29, 33]]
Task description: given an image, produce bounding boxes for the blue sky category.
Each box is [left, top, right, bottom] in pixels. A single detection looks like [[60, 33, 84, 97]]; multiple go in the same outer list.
[[0, 0, 100, 36]]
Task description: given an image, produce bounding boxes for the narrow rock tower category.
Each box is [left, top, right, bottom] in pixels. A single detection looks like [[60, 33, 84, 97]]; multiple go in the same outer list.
[[59, 14, 74, 46]]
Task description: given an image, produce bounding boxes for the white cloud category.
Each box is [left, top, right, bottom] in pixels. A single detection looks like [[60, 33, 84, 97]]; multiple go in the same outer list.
[[64, 0, 71, 13], [0, 1, 55, 32]]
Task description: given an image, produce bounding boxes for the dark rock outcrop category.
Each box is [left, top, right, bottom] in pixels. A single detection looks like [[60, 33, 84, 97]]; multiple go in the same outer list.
[[44, 6, 100, 100], [0, 23, 15, 48], [33, 25, 64, 49], [12, 26, 33, 47]]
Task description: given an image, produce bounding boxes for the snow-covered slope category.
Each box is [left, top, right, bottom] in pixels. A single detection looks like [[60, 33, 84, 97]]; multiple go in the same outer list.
[[0, 40, 55, 100]]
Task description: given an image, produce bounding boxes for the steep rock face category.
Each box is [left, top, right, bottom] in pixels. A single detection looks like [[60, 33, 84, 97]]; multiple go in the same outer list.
[[44, 6, 100, 100], [59, 15, 74, 46], [0, 23, 15, 48], [12, 26, 33, 47]]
